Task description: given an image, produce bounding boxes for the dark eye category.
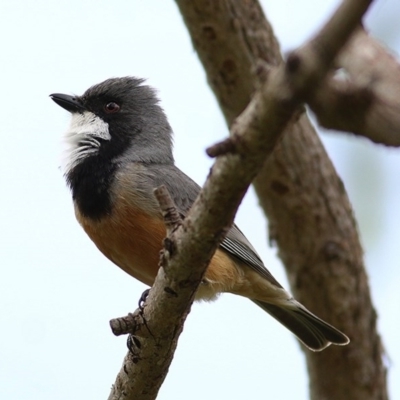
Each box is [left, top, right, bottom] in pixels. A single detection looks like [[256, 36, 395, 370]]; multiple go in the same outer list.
[[104, 102, 120, 114]]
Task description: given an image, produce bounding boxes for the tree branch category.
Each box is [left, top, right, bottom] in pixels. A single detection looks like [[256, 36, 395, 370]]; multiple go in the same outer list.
[[108, 0, 387, 399], [107, 68, 297, 400], [310, 27, 400, 146], [175, 0, 387, 400]]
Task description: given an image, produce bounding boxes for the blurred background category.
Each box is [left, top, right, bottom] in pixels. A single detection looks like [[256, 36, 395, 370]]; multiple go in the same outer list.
[[0, 1, 399, 399]]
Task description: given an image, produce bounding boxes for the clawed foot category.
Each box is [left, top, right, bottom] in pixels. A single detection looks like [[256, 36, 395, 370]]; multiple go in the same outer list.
[[125, 289, 151, 354], [127, 334, 141, 354], [138, 288, 150, 309]]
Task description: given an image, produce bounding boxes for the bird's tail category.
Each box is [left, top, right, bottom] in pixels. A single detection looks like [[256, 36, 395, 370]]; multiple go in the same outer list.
[[252, 299, 349, 351]]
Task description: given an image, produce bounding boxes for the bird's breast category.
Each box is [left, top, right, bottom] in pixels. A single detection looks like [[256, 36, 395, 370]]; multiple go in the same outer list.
[[74, 195, 246, 301], [73, 164, 250, 301], [75, 196, 166, 286]]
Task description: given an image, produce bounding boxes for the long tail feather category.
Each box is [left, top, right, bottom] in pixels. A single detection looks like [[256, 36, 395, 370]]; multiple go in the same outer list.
[[252, 299, 349, 351]]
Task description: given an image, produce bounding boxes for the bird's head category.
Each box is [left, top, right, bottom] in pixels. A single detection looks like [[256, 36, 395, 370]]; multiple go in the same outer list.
[[51, 77, 174, 175]]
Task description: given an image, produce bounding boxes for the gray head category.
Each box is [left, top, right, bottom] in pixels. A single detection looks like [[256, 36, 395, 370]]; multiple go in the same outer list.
[[51, 77, 174, 175]]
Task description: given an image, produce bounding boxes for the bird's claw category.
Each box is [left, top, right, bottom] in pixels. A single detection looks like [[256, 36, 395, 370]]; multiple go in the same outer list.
[[138, 288, 150, 309]]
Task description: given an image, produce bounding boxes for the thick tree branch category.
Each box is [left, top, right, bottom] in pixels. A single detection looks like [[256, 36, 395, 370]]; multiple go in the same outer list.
[[176, 1, 387, 400], [310, 27, 400, 146]]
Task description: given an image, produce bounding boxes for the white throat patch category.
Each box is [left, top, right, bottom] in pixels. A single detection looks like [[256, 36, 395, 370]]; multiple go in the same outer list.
[[61, 111, 111, 175]]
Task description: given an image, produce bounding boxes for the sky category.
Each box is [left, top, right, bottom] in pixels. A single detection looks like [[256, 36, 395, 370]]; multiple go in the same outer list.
[[1, 0, 399, 399]]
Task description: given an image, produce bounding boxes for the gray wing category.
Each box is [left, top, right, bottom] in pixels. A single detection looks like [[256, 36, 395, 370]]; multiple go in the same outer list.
[[146, 164, 282, 288]]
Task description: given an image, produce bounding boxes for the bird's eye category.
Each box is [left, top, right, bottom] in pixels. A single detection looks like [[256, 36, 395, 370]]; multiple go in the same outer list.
[[104, 102, 120, 114]]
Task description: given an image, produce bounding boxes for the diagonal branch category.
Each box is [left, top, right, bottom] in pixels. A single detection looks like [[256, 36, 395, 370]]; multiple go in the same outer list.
[[176, 0, 387, 400], [107, 0, 383, 399]]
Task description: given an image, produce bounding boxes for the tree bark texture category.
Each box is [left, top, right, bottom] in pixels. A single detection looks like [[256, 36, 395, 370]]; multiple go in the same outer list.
[[175, 1, 387, 399]]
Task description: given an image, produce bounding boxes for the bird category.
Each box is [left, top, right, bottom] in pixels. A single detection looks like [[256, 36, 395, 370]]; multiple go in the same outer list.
[[50, 76, 350, 351]]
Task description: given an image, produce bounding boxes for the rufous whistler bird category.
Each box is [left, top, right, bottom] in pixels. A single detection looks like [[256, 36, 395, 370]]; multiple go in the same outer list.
[[51, 77, 349, 351]]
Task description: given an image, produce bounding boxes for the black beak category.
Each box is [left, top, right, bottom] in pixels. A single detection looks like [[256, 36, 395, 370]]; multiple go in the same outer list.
[[50, 93, 86, 113]]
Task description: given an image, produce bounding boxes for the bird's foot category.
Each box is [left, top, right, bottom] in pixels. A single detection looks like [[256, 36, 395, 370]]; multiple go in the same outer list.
[[138, 288, 150, 310]]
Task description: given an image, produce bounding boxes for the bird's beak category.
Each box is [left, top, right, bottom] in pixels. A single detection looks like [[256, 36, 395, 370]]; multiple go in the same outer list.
[[50, 93, 86, 113]]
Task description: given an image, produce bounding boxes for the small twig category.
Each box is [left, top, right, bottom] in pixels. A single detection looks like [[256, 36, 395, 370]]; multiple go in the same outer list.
[[206, 137, 237, 157], [109, 187, 183, 339], [110, 311, 141, 336], [153, 186, 182, 233]]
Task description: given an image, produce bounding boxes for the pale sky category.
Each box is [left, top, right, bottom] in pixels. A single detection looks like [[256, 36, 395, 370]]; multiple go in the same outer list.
[[1, 1, 399, 399]]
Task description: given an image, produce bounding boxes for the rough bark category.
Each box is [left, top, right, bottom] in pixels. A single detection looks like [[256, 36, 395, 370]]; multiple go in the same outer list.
[[175, 1, 388, 399]]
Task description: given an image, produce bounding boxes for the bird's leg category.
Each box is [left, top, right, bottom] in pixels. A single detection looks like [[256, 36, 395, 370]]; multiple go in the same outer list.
[[126, 289, 151, 355]]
